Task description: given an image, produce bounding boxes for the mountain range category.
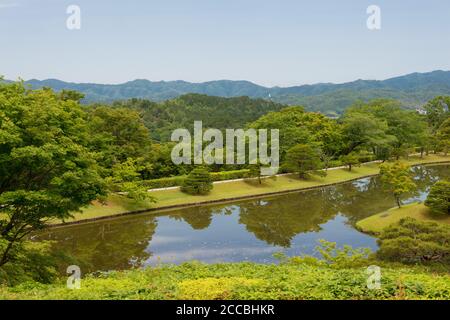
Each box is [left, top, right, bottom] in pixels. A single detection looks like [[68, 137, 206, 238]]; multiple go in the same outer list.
[[12, 70, 450, 115]]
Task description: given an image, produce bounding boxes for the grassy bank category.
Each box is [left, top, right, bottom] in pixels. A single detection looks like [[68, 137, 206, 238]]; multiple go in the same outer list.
[[62, 154, 450, 224], [1, 260, 449, 300], [356, 202, 450, 234]]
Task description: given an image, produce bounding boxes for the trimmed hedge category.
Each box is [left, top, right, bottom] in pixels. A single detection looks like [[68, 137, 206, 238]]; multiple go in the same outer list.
[[143, 169, 251, 189], [142, 176, 186, 189], [210, 169, 250, 181]]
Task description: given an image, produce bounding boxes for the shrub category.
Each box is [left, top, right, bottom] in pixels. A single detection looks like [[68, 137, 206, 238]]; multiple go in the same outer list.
[[143, 170, 250, 189], [142, 176, 186, 189], [340, 152, 361, 171], [180, 167, 213, 195], [376, 218, 450, 264], [357, 151, 376, 163], [424, 180, 450, 215], [178, 277, 264, 300], [210, 169, 250, 181]]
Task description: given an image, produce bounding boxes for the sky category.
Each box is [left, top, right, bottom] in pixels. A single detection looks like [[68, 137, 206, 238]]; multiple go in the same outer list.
[[1, 0, 450, 87]]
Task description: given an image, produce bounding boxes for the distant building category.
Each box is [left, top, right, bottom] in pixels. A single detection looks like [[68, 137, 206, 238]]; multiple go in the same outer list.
[[416, 108, 427, 115]]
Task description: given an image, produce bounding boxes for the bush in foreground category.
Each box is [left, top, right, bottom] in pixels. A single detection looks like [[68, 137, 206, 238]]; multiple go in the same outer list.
[[376, 218, 450, 264], [1, 258, 449, 300]]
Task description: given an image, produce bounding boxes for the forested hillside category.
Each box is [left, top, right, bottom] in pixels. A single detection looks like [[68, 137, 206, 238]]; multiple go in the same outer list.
[[16, 70, 450, 115], [111, 94, 286, 141]]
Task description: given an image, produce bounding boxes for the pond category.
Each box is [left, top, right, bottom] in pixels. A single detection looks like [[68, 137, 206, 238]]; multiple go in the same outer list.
[[34, 164, 450, 273]]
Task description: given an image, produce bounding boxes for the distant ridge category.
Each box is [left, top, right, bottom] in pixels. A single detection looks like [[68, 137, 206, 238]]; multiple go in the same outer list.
[[6, 70, 450, 114]]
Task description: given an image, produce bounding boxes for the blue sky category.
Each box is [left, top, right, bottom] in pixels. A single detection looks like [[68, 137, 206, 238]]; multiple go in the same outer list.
[[1, 0, 449, 86]]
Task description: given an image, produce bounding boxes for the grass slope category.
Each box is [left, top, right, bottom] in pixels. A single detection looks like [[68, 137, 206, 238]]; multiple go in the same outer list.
[[1, 261, 449, 300], [357, 203, 450, 234]]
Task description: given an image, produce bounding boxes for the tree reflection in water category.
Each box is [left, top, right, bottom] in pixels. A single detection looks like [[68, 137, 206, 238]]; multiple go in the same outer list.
[[34, 165, 449, 272]]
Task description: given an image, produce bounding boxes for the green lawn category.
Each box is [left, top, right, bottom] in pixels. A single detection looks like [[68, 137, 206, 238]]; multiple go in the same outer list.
[[356, 202, 450, 234], [63, 154, 450, 224]]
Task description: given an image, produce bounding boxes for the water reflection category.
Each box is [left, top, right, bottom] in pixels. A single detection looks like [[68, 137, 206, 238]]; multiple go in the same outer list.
[[36, 165, 449, 273]]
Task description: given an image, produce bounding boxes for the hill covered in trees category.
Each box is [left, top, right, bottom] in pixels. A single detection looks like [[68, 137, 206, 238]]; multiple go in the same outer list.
[[112, 94, 286, 141], [15, 70, 450, 115]]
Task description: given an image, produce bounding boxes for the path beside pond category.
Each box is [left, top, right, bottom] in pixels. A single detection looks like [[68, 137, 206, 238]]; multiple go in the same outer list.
[[54, 154, 450, 226]]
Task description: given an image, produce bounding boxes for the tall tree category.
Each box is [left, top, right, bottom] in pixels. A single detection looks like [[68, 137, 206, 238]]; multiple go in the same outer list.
[[340, 111, 392, 155], [436, 118, 450, 155], [0, 83, 106, 267], [423, 96, 450, 133]]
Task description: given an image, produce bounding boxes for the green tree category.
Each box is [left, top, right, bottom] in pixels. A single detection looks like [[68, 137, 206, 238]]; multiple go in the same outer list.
[[285, 144, 325, 179], [424, 180, 450, 215], [377, 218, 450, 264], [250, 106, 341, 163], [423, 96, 450, 133], [87, 105, 152, 167], [340, 111, 392, 155], [247, 161, 264, 184], [345, 100, 428, 159], [86, 105, 155, 199], [340, 152, 361, 171], [435, 118, 450, 155], [107, 158, 156, 202], [181, 167, 213, 195], [379, 162, 416, 208], [0, 82, 106, 267]]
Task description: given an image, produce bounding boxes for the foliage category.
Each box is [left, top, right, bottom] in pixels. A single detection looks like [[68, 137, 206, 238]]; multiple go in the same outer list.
[[143, 176, 187, 189], [309, 240, 372, 269], [118, 94, 285, 142], [1, 256, 450, 300], [249, 106, 342, 162], [24, 71, 450, 115], [376, 218, 450, 264], [341, 110, 392, 154], [436, 118, 450, 155], [284, 144, 326, 179], [178, 277, 263, 300], [0, 240, 71, 286], [423, 96, 450, 133], [210, 170, 251, 182], [87, 105, 153, 165], [340, 152, 361, 171], [0, 82, 106, 267], [180, 167, 213, 195], [379, 162, 417, 208], [425, 180, 450, 215], [106, 158, 155, 202], [142, 170, 251, 189]]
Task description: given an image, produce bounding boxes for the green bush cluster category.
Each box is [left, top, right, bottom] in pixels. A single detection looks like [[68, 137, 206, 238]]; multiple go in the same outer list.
[[142, 176, 187, 189], [180, 167, 213, 195], [1, 259, 449, 300], [376, 218, 450, 264], [425, 180, 450, 215], [210, 169, 251, 181]]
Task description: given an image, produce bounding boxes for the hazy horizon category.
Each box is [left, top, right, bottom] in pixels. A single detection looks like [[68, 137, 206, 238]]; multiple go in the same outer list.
[[1, 0, 450, 87], [7, 69, 449, 88]]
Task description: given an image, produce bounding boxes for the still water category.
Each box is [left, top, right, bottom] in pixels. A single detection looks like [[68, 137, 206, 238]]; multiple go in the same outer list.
[[35, 165, 449, 273]]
